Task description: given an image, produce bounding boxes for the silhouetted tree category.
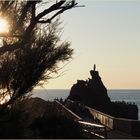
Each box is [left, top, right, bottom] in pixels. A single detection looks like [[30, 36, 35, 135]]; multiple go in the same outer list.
[[0, 0, 77, 111]]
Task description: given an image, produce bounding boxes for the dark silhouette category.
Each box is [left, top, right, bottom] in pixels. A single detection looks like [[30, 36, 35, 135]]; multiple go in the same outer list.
[[93, 64, 96, 71], [68, 66, 138, 119], [0, 1, 77, 111], [30, 115, 83, 139], [0, 98, 86, 138]]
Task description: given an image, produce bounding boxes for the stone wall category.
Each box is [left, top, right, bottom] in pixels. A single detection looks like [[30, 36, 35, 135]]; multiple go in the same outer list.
[[112, 101, 138, 119]]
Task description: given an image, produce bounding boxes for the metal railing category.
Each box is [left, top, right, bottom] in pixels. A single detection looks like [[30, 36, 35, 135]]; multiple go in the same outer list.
[[85, 106, 114, 129], [78, 120, 107, 138], [55, 100, 107, 139]]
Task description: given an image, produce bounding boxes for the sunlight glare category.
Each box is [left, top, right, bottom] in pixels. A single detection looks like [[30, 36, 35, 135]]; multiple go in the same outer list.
[[0, 18, 9, 34], [0, 95, 10, 104]]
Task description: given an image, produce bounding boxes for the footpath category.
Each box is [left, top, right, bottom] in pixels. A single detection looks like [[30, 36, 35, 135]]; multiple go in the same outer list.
[[107, 128, 139, 139], [59, 100, 140, 139]]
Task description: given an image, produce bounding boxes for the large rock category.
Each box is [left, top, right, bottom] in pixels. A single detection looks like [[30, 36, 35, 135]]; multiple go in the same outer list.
[[67, 65, 138, 119], [67, 65, 112, 113]]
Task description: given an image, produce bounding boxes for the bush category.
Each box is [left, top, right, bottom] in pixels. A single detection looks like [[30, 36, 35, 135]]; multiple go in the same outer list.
[[30, 115, 83, 138]]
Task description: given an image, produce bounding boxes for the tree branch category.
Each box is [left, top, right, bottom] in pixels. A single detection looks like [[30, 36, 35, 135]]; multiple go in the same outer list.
[[0, 0, 77, 54], [35, 0, 66, 21], [16, 1, 34, 28], [38, 2, 78, 24]]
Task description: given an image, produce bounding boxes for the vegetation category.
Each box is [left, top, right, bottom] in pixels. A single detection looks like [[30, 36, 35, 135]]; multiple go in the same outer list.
[[30, 115, 83, 139], [0, 99, 84, 138], [0, 1, 86, 138], [0, 0, 77, 111]]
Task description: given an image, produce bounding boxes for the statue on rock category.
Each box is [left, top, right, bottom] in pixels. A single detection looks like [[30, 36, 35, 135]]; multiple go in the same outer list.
[[67, 64, 138, 119], [67, 65, 111, 114], [93, 64, 96, 71]]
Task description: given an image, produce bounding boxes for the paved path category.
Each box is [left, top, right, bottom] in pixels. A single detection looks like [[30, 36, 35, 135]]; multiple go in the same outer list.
[[107, 129, 139, 139], [64, 100, 140, 139]]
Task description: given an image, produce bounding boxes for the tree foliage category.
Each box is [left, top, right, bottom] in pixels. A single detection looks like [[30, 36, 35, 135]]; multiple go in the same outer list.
[[0, 0, 77, 110]]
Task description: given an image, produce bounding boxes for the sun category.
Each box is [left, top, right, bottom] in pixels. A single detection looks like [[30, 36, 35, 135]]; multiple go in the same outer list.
[[0, 18, 9, 34]]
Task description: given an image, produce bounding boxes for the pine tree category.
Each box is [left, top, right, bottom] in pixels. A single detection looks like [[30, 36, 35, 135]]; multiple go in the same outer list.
[[0, 0, 77, 110]]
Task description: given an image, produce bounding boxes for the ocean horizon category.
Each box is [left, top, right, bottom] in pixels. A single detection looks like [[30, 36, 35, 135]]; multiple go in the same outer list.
[[31, 89, 140, 120]]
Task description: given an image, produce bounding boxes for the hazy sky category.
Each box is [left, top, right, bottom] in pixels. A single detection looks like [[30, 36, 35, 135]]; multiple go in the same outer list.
[[45, 0, 140, 89]]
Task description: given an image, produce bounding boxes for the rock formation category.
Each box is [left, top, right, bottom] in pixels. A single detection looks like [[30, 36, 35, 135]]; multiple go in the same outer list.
[[67, 65, 112, 113], [67, 65, 138, 119]]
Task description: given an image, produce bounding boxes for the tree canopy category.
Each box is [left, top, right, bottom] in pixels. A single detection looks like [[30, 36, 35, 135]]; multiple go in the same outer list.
[[0, 0, 77, 111]]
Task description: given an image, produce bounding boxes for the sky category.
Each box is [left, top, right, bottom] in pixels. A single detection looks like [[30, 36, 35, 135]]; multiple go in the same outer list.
[[44, 0, 140, 89]]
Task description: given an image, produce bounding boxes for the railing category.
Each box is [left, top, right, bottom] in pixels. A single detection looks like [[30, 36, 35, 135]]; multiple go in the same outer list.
[[59, 99, 140, 137], [54, 100, 82, 120], [55, 100, 107, 139], [86, 106, 114, 129], [78, 120, 107, 139], [86, 105, 140, 137]]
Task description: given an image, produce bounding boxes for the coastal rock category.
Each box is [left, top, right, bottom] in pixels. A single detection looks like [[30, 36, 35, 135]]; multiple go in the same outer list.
[[67, 65, 138, 119], [67, 65, 112, 113]]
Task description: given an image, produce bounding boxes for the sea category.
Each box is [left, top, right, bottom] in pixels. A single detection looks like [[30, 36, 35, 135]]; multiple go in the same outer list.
[[32, 89, 140, 120]]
